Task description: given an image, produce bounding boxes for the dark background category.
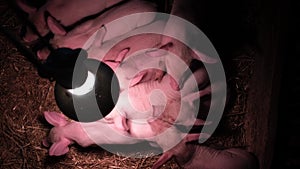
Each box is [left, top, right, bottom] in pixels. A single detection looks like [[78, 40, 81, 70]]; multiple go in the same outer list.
[[272, 0, 300, 168]]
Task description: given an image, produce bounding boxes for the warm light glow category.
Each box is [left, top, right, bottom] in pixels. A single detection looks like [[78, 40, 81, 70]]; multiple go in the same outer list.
[[68, 71, 95, 96]]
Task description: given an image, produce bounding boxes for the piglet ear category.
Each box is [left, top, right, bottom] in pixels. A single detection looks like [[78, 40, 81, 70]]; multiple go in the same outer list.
[[37, 47, 51, 61], [49, 138, 71, 156], [16, 0, 37, 14], [44, 111, 68, 127], [129, 71, 145, 87], [192, 49, 218, 64], [47, 16, 67, 36], [145, 48, 168, 57], [104, 48, 129, 70], [83, 25, 107, 50], [91, 26, 107, 48], [116, 48, 129, 62]]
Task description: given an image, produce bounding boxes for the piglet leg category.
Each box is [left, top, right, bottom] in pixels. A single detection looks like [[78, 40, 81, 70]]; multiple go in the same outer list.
[[152, 133, 202, 169]]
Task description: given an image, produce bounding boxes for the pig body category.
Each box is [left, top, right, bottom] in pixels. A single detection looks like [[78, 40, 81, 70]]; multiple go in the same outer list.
[[153, 139, 259, 169], [42, 15, 217, 153], [42, 1, 242, 168], [43, 111, 141, 156], [16, 0, 126, 42], [44, 68, 208, 155], [49, 0, 157, 49], [114, 69, 211, 152], [82, 15, 216, 90], [37, 0, 157, 59], [100, 74, 186, 152]]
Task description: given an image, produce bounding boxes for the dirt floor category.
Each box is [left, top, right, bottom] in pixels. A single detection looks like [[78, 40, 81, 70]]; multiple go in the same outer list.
[[0, 2, 255, 169]]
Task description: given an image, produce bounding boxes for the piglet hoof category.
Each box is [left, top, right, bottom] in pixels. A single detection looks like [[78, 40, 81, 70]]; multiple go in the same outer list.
[[42, 138, 50, 147]]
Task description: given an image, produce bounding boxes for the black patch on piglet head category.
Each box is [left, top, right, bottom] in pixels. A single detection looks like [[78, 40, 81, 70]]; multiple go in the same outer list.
[[38, 48, 88, 89]]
